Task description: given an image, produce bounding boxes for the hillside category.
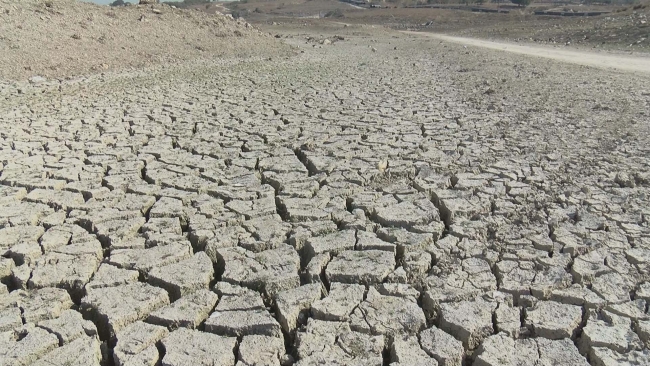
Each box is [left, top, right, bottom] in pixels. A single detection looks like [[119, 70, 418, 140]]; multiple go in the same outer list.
[[0, 0, 288, 80]]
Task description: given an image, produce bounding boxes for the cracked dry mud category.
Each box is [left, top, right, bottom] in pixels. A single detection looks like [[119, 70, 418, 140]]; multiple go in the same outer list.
[[1, 22, 650, 366]]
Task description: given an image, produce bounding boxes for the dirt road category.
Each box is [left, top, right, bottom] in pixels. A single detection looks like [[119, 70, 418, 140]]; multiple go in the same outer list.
[[404, 32, 650, 74]]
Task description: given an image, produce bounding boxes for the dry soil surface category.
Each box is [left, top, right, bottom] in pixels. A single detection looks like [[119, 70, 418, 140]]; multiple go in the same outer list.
[[1, 10, 650, 366], [406, 31, 650, 74], [0, 0, 287, 80]]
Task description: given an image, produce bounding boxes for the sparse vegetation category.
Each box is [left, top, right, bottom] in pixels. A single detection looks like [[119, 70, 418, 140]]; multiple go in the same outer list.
[[510, 0, 532, 7], [163, 0, 213, 9], [324, 8, 345, 18], [231, 9, 250, 19]]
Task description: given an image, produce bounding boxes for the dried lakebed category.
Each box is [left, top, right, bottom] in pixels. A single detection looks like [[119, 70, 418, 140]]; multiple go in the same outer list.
[[0, 28, 649, 366]]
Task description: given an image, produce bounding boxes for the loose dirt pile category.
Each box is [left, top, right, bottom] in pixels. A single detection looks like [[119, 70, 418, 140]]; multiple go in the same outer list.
[[0, 0, 288, 80]]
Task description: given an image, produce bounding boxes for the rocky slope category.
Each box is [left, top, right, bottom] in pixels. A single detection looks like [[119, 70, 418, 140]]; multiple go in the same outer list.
[[0, 0, 288, 80]]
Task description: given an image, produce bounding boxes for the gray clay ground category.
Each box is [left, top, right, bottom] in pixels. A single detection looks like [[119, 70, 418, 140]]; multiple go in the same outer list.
[[1, 22, 650, 366]]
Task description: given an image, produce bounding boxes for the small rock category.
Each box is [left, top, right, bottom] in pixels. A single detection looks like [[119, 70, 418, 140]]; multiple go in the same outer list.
[[525, 301, 583, 340], [28, 76, 46, 84]]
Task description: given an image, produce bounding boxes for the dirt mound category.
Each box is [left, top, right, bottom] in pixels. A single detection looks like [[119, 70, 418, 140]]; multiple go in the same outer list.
[[0, 0, 288, 80]]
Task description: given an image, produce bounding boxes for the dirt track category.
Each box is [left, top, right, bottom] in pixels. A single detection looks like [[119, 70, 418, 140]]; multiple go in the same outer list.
[[405, 31, 650, 74]]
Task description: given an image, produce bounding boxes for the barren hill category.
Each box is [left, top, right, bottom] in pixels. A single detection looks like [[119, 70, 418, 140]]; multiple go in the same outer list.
[[0, 0, 288, 80]]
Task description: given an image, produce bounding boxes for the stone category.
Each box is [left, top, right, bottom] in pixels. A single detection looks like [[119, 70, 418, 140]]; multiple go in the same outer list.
[[0, 307, 22, 332], [148, 252, 214, 301], [149, 197, 189, 226], [356, 231, 397, 253], [275, 283, 324, 333], [637, 320, 650, 347], [295, 319, 384, 365], [550, 284, 606, 309], [303, 230, 356, 262], [494, 303, 521, 338], [36, 309, 97, 345], [390, 336, 439, 365], [495, 260, 535, 302], [571, 250, 610, 285], [350, 287, 426, 337], [226, 197, 276, 219], [605, 299, 648, 320], [95, 217, 146, 247], [419, 326, 464, 366], [81, 282, 170, 339], [28, 75, 47, 84], [0, 325, 59, 366], [591, 272, 633, 304], [524, 301, 583, 339], [536, 337, 590, 365], [376, 283, 420, 301], [113, 321, 169, 366], [218, 244, 300, 296], [311, 282, 365, 321], [325, 250, 395, 285], [147, 289, 218, 330], [7, 240, 42, 266], [438, 298, 497, 349], [241, 215, 291, 249], [11, 264, 31, 290], [579, 312, 643, 355], [422, 258, 497, 311], [0, 256, 14, 280], [303, 253, 330, 284], [142, 217, 182, 235], [161, 328, 237, 366], [85, 263, 140, 289], [238, 335, 285, 366], [375, 200, 440, 229], [28, 252, 101, 297], [205, 308, 282, 338], [108, 243, 192, 275], [213, 282, 265, 312], [473, 334, 589, 366], [39, 227, 72, 252], [11, 287, 74, 323], [473, 333, 523, 366], [31, 336, 102, 366], [589, 347, 650, 366]]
